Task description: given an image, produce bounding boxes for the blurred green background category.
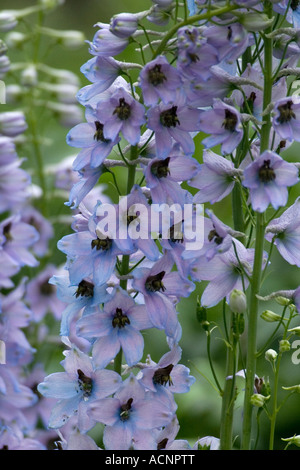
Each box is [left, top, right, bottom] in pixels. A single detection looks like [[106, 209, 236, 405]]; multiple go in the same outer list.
[[1, 0, 300, 450]]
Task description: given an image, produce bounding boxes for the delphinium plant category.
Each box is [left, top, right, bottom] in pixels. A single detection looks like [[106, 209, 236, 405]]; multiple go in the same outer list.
[[1, 0, 300, 452], [0, 0, 88, 450]]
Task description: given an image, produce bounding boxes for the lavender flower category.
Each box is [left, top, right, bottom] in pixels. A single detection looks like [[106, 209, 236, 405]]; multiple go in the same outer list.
[[139, 345, 196, 395], [37, 344, 122, 431], [57, 204, 131, 287], [265, 197, 300, 267], [132, 253, 194, 339], [88, 24, 128, 57], [88, 373, 174, 450], [0, 214, 39, 269], [66, 105, 120, 169], [77, 56, 121, 105], [49, 270, 111, 337], [144, 145, 200, 206], [272, 96, 300, 142], [203, 23, 250, 65], [25, 265, 65, 322], [198, 100, 243, 155], [177, 26, 219, 81], [153, 416, 191, 450], [0, 111, 27, 137], [0, 279, 35, 364], [190, 240, 255, 308], [147, 92, 202, 158], [242, 150, 299, 212], [138, 55, 182, 107], [76, 287, 153, 368], [95, 86, 146, 145], [189, 149, 239, 204]]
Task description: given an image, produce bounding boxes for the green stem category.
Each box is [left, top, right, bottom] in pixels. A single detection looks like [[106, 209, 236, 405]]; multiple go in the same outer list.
[[269, 311, 294, 449], [242, 2, 274, 449], [220, 313, 238, 450], [114, 145, 138, 374]]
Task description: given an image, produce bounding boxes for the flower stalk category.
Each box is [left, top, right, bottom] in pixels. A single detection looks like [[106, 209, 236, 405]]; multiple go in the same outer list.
[[242, 0, 274, 450]]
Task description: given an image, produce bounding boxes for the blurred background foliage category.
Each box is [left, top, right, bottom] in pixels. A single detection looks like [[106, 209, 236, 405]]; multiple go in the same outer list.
[[1, 0, 300, 449]]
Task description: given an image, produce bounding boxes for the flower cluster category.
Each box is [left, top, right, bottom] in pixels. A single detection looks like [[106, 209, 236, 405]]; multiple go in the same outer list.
[[35, 0, 300, 451], [1, 0, 300, 452]]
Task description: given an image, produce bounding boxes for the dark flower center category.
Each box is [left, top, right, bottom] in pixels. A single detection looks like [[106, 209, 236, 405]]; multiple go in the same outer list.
[[160, 106, 180, 128], [151, 157, 170, 178], [277, 100, 296, 124], [208, 229, 223, 245], [112, 308, 130, 328], [145, 271, 166, 292], [75, 279, 94, 298], [148, 64, 167, 86], [227, 26, 233, 40], [40, 280, 55, 296], [91, 236, 112, 251], [222, 109, 238, 132], [94, 121, 110, 143], [255, 377, 264, 394], [3, 222, 12, 242], [157, 438, 168, 450], [153, 364, 174, 386], [258, 159, 276, 183], [77, 369, 93, 398], [120, 398, 133, 421], [291, 0, 300, 11], [113, 97, 131, 120], [188, 52, 200, 63]]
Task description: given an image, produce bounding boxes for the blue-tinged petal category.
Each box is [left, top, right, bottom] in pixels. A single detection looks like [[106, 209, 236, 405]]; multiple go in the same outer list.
[[66, 123, 95, 148], [48, 396, 81, 429], [119, 328, 144, 367], [93, 249, 116, 286], [201, 272, 238, 308], [103, 422, 133, 450], [88, 397, 120, 426], [38, 372, 78, 399], [92, 333, 120, 369], [92, 369, 122, 399], [58, 232, 92, 257]]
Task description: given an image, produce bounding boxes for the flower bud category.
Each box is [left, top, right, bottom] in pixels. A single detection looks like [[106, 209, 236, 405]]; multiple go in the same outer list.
[[282, 384, 300, 393], [39, 26, 85, 49], [237, 12, 274, 32], [5, 31, 27, 49], [0, 11, 18, 32], [260, 309, 283, 322], [279, 339, 291, 353], [250, 393, 270, 407], [265, 348, 278, 363], [288, 327, 300, 337], [282, 435, 300, 447], [110, 13, 139, 39], [0, 111, 27, 137], [275, 296, 291, 306], [229, 289, 247, 314], [21, 65, 38, 87]]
